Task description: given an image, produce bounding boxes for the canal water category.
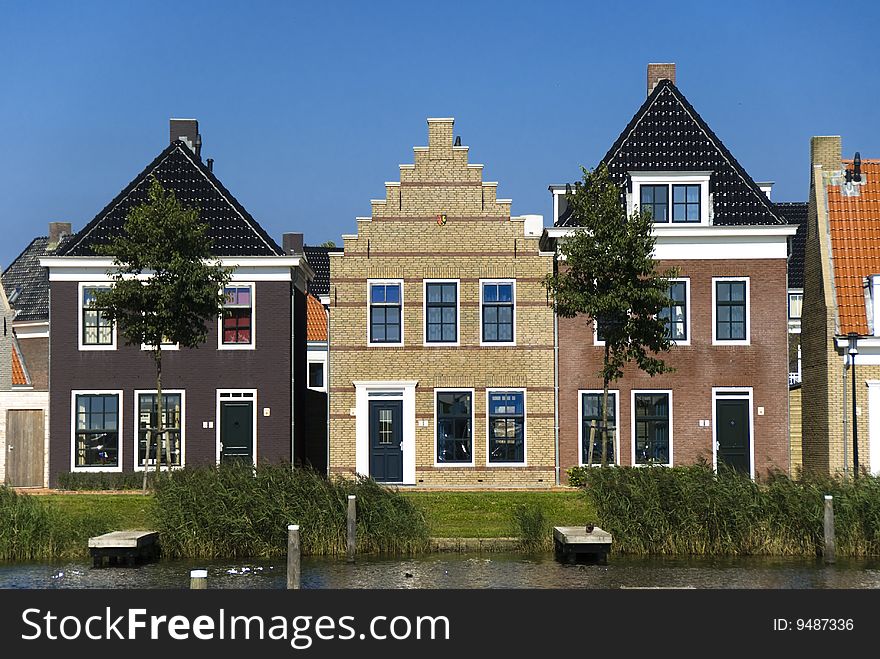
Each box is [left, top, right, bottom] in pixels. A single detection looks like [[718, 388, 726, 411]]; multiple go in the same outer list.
[[2, 553, 880, 589]]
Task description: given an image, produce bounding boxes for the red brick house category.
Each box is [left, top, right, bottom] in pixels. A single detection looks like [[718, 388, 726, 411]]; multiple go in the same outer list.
[[545, 64, 797, 481]]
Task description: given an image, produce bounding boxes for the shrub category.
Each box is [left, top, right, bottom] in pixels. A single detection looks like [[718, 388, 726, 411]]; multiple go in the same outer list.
[[56, 471, 151, 491], [510, 503, 550, 552]]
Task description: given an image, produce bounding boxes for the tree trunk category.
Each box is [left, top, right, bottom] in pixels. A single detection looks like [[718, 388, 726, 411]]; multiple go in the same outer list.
[[601, 344, 611, 467], [155, 350, 163, 478], [587, 421, 596, 467]]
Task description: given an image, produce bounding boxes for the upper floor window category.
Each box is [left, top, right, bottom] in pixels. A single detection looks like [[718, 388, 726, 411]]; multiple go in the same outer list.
[[425, 280, 458, 344], [660, 280, 689, 343], [369, 281, 402, 345], [221, 285, 254, 347], [631, 172, 711, 225], [308, 361, 325, 390], [481, 281, 515, 344], [79, 284, 115, 350], [788, 293, 803, 320], [640, 185, 668, 222], [714, 278, 750, 344]]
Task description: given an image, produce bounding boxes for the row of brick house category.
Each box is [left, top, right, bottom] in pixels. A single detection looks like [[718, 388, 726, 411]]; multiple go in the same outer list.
[[0, 63, 869, 488]]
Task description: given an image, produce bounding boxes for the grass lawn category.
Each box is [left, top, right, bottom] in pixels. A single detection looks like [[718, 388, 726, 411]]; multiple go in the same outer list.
[[402, 490, 595, 538], [41, 494, 157, 531]]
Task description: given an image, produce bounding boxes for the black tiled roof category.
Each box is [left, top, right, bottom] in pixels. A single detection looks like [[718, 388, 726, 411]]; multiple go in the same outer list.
[[2, 237, 51, 322], [776, 201, 807, 289], [304, 245, 342, 297], [560, 79, 783, 227], [57, 141, 284, 257]]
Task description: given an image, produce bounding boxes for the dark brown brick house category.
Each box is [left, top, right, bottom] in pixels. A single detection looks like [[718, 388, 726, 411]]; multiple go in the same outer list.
[[545, 64, 797, 481], [40, 119, 313, 485]]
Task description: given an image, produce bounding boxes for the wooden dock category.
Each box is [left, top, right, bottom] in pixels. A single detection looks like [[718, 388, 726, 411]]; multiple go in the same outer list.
[[554, 526, 612, 564], [88, 531, 160, 567]]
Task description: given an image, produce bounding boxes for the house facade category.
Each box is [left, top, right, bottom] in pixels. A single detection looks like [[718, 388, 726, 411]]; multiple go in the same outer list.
[[41, 119, 313, 485], [801, 136, 880, 476], [547, 64, 796, 481], [329, 118, 556, 487]]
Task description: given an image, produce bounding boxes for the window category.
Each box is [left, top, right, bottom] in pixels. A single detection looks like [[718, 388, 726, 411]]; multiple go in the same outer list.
[[581, 391, 617, 465], [222, 285, 253, 346], [369, 282, 402, 344], [436, 390, 472, 464], [481, 281, 515, 344], [308, 362, 325, 389], [74, 393, 120, 469], [640, 185, 668, 222], [425, 281, 458, 344], [80, 286, 114, 347], [633, 392, 671, 466], [137, 392, 182, 469], [789, 293, 803, 320], [715, 279, 749, 343], [660, 280, 688, 342], [672, 185, 701, 223], [488, 390, 524, 464]]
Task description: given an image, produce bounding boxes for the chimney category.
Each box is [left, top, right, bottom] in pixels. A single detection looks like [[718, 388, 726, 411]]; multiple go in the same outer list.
[[283, 232, 304, 256], [48, 222, 72, 250], [810, 136, 842, 186], [647, 63, 676, 96], [170, 118, 201, 159]]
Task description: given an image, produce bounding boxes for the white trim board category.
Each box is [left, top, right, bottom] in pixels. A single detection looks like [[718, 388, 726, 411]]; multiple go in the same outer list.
[[353, 381, 417, 485]]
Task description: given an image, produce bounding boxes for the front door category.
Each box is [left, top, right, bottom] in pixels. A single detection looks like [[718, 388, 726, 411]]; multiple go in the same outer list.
[[5, 410, 44, 487], [369, 400, 403, 483], [220, 401, 254, 464], [716, 398, 750, 475]]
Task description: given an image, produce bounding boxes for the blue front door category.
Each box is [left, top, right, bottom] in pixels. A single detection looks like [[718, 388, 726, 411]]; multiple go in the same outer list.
[[369, 400, 403, 483]]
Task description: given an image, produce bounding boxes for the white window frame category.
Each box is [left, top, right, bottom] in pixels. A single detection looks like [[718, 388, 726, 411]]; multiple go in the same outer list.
[[78, 282, 117, 351], [711, 387, 755, 480], [629, 172, 712, 226], [486, 388, 527, 467], [631, 389, 673, 468], [578, 389, 620, 466], [307, 356, 327, 392], [712, 276, 750, 345], [433, 387, 476, 467], [479, 279, 516, 347], [664, 278, 691, 346], [367, 279, 404, 347], [788, 291, 803, 321], [70, 389, 123, 472], [133, 389, 186, 471], [218, 282, 256, 351], [215, 389, 258, 466], [593, 319, 605, 347], [423, 279, 460, 347]]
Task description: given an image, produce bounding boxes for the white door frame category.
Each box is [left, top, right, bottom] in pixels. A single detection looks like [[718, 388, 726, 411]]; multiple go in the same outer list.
[[353, 381, 417, 484], [216, 389, 258, 465], [866, 381, 880, 476]]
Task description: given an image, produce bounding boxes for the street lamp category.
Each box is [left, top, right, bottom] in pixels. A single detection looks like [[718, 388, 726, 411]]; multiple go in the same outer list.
[[848, 332, 860, 478]]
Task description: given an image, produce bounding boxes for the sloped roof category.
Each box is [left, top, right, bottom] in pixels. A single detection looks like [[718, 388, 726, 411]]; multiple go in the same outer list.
[[2, 237, 52, 322], [303, 245, 342, 298], [306, 293, 327, 342], [776, 202, 808, 289], [558, 79, 783, 227], [827, 160, 880, 335], [11, 339, 30, 386], [57, 141, 284, 257]]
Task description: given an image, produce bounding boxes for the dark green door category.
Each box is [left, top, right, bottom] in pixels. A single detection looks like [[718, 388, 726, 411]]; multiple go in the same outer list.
[[369, 400, 403, 483], [220, 401, 253, 463], [716, 398, 750, 474]]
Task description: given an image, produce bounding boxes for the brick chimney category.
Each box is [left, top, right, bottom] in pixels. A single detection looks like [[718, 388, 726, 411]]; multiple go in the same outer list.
[[170, 118, 201, 159], [810, 136, 842, 185], [647, 63, 676, 96], [283, 232, 304, 256], [47, 221, 72, 250]]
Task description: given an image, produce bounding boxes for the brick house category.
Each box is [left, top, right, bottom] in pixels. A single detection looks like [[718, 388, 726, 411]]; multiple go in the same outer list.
[[546, 64, 796, 481], [40, 119, 314, 485], [801, 136, 880, 476], [329, 118, 555, 487]]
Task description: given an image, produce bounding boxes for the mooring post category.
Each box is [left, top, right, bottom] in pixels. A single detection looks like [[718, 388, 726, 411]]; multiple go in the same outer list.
[[823, 495, 836, 564], [190, 569, 207, 589], [288, 524, 301, 589], [347, 495, 357, 564]]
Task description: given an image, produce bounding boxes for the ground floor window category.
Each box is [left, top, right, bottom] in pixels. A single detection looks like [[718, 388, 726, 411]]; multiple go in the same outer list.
[[488, 390, 524, 463], [633, 392, 671, 465], [74, 393, 119, 468], [137, 392, 182, 468], [581, 391, 617, 465], [436, 390, 472, 463]]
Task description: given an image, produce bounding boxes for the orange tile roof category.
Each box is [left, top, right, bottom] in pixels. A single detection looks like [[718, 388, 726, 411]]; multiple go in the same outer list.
[[11, 340, 29, 386], [828, 160, 880, 335], [306, 294, 327, 342]]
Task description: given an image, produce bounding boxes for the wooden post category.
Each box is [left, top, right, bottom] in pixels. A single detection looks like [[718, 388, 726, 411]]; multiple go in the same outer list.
[[287, 524, 301, 589], [347, 495, 357, 563], [190, 569, 207, 589], [823, 495, 836, 564]]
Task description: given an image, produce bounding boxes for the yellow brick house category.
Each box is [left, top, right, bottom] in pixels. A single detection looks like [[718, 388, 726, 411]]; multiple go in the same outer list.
[[328, 118, 555, 487]]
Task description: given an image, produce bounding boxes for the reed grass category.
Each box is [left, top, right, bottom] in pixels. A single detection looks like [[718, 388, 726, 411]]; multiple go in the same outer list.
[[569, 463, 880, 557], [153, 463, 429, 559], [510, 503, 551, 552]]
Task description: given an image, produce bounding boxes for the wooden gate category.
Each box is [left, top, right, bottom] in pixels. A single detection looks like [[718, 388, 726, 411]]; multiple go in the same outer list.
[[5, 410, 45, 487]]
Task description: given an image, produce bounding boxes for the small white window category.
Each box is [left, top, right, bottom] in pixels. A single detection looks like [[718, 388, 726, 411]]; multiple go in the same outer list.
[[480, 280, 516, 346], [630, 172, 711, 226], [219, 283, 256, 350], [78, 283, 116, 351], [368, 280, 404, 346], [713, 277, 750, 345]]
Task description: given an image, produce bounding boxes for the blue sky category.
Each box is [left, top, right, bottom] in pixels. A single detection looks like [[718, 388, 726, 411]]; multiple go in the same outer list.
[[1, 0, 878, 268]]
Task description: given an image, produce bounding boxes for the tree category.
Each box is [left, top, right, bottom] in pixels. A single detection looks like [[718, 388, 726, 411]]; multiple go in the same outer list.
[[319, 240, 337, 248], [544, 165, 676, 467], [93, 177, 232, 491]]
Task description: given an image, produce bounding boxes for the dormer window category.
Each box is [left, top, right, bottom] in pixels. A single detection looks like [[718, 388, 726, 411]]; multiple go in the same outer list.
[[630, 172, 711, 225]]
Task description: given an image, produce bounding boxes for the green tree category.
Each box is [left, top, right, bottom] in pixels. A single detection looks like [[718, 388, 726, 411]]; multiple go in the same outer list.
[[544, 165, 676, 467], [319, 240, 337, 248], [94, 177, 232, 491]]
